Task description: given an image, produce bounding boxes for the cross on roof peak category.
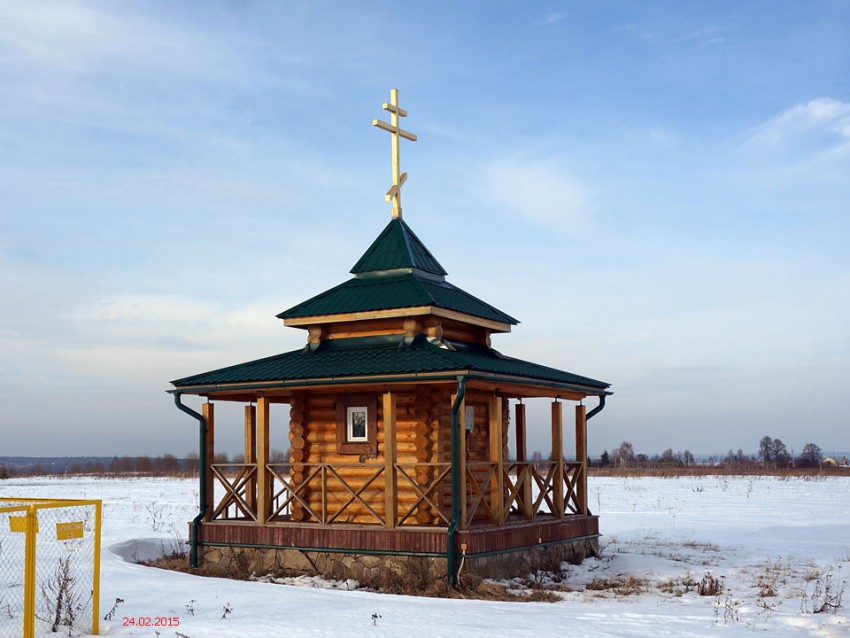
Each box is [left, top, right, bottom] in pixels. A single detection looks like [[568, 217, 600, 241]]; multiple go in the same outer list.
[[372, 88, 417, 220]]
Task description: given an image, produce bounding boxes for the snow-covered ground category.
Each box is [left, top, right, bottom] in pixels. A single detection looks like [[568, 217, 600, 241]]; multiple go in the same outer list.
[[1, 474, 847, 637]]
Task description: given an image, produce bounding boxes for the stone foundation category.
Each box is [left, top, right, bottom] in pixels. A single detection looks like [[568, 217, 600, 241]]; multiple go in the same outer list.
[[200, 536, 597, 586], [465, 536, 598, 579]]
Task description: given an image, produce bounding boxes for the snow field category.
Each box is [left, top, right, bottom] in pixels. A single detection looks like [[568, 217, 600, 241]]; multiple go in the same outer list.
[[1, 474, 847, 637]]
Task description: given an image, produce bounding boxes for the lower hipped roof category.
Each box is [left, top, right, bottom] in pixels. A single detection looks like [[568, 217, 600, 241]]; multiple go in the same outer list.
[[171, 335, 609, 393]]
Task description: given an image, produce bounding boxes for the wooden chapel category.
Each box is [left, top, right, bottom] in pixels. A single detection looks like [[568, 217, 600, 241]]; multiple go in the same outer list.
[[170, 89, 611, 584]]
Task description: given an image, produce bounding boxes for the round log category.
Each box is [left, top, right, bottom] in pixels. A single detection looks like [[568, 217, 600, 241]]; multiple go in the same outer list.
[[303, 430, 418, 445], [306, 396, 336, 408], [302, 408, 339, 421]]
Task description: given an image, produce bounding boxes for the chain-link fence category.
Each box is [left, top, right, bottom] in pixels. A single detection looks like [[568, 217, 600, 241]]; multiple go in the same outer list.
[[0, 499, 101, 638]]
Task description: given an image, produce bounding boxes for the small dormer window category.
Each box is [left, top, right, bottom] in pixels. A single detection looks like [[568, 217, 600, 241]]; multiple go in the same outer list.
[[336, 395, 377, 455]]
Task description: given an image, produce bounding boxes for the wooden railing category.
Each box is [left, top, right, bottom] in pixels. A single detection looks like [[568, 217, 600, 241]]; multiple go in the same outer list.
[[267, 463, 386, 525], [209, 460, 585, 527], [210, 463, 258, 521], [463, 461, 585, 527]]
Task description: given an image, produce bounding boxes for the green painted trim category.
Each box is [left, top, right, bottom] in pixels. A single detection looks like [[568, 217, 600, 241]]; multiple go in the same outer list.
[[447, 375, 467, 587], [459, 533, 601, 559], [173, 393, 206, 568], [586, 395, 607, 420], [198, 534, 600, 562], [199, 541, 445, 559], [464, 373, 612, 397], [170, 372, 609, 398], [169, 373, 465, 395]]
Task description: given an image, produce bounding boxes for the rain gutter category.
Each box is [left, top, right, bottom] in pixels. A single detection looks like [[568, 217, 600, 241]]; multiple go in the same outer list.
[[169, 372, 609, 399]]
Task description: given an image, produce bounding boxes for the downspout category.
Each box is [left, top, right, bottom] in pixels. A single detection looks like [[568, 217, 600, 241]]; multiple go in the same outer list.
[[584, 394, 606, 521], [586, 394, 606, 421], [173, 392, 206, 568], [447, 375, 467, 587]]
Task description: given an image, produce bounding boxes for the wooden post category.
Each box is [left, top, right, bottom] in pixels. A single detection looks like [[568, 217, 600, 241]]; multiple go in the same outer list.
[[244, 405, 257, 514], [383, 391, 398, 529], [488, 395, 504, 524], [453, 392, 468, 529], [202, 402, 215, 521], [551, 401, 564, 518], [515, 402, 533, 519], [256, 397, 270, 524], [575, 404, 588, 515]]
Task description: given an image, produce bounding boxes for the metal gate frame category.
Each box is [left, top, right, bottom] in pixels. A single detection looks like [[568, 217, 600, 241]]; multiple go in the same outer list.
[[1, 499, 101, 638]]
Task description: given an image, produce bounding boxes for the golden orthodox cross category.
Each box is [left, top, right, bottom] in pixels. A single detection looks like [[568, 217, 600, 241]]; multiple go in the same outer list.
[[373, 88, 417, 219]]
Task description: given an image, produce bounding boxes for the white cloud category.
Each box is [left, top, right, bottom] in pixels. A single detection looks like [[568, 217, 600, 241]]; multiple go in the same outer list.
[[0, 1, 275, 86], [68, 292, 298, 351], [74, 293, 217, 324], [536, 13, 567, 27], [747, 98, 850, 153], [477, 157, 590, 229]]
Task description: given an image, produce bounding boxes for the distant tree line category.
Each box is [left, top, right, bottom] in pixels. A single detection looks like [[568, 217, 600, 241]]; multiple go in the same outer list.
[[590, 441, 697, 469], [584, 436, 826, 469], [2, 448, 292, 478]]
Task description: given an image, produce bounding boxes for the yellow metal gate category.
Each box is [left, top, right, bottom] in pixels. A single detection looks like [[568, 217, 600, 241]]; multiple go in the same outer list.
[[0, 499, 101, 638]]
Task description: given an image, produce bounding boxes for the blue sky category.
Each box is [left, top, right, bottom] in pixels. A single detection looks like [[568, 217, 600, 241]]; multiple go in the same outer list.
[[1, 1, 848, 459]]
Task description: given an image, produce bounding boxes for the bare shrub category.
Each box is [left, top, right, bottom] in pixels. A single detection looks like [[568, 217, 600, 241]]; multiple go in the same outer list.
[[39, 555, 89, 635], [804, 571, 845, 614], [657, 574, 697, 596], [714, 591, 740, 624], [103, 597, 124, 621], [681, 540, 720, 552], [755, 596, 778, 619], [161, 524, 187, 559], [143, 502, 167, 532], [697, 572, 723, 596], [753, 563, 784, 597], [586, 575, 648, 596]]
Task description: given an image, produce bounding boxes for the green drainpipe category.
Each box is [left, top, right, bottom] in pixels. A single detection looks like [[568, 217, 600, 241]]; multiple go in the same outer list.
[[173, 392, 207, 568], [447, 375, 467, 587], [586, 394, 607, 421]]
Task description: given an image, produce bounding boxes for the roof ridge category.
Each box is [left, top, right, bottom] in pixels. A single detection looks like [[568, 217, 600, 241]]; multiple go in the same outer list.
[[421, 279, 519, 325]]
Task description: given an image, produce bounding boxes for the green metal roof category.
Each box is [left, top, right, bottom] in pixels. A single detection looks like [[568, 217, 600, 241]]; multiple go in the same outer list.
[[277, 272, 518, 325], [350, 218, 447, 276], [171, 335, 610, 392]]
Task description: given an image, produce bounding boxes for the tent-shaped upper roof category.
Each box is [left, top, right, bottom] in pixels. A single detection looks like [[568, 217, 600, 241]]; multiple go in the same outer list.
[[350, 218, 447, 277]]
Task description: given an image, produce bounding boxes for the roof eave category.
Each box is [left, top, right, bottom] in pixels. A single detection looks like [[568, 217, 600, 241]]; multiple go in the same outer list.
[[169, 368, 610, 399], [169, 370, 470, 396], [283, 306, 513, 332]]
